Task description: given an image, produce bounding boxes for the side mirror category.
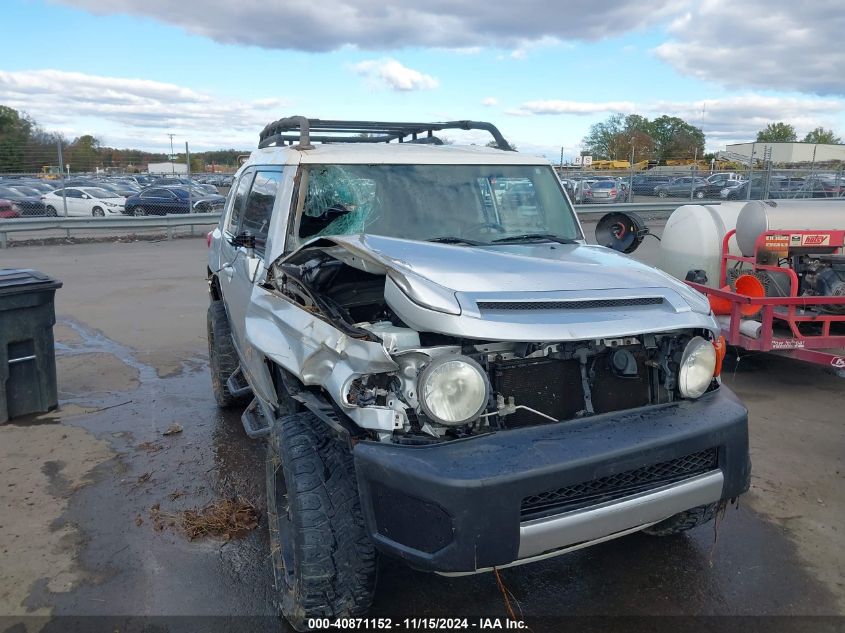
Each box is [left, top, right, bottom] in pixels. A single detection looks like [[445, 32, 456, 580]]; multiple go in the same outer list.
[[231, 230, 256, 250], [596, 211, 650, 254]]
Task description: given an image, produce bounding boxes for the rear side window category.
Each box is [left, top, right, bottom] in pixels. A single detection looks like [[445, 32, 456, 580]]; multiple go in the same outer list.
[[240, 170, 282, 256], [227, 170, 254, 233]]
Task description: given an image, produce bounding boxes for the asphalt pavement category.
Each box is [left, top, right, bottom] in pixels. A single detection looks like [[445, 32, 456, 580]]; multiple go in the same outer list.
[[0, 233, 842, 632]]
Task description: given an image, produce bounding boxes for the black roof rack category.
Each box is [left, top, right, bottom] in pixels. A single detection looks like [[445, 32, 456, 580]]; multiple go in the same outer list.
[[257, 116, 513, 151]]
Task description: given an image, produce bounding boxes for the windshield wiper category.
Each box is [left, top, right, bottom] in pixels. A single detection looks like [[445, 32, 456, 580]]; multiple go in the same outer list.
[[427, 236, 487, 246], [491, 233, 578, 245]]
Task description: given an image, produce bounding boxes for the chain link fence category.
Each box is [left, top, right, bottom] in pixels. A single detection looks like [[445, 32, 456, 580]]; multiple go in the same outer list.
[[555, 164, 845, 204], [0, 138, 236, 219]]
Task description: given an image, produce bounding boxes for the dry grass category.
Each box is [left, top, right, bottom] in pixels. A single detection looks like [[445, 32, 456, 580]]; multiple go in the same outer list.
[[149, 497, 259, 541]]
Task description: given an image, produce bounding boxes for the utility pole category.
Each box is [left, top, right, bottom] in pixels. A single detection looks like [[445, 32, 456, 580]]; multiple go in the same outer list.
[[185, 142, 192, 213], [56, 140, 68, 218], [168, 133, 175, 175]]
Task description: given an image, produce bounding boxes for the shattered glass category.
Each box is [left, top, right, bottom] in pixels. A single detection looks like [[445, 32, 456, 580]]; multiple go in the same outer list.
[[303, 166, 378, 237]]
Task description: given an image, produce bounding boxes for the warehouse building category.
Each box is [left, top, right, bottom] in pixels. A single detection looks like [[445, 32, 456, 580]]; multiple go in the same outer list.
[[725, 142, 845, 163], [146, 161, 188, 175]]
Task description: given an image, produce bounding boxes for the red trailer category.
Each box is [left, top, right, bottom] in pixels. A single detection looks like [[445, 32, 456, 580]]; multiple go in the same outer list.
[[687, 227, 845, 376]]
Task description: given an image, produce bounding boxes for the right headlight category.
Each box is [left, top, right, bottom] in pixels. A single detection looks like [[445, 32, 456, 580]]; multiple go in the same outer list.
[[418, 355, 489, 426], [678, 336, 717, 399]]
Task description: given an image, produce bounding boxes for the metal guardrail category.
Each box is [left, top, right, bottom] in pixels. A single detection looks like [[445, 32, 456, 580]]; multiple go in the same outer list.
[[0, 202, 706, 248], [573, 201, 696, 217], [0, 213, 222, 248]]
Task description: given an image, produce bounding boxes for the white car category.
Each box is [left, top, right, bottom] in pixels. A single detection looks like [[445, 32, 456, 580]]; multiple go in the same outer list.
[[42, 187, 125, 217]]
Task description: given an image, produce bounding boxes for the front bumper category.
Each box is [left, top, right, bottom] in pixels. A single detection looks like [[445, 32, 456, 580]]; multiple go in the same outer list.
[[353, 386, 749, 574]]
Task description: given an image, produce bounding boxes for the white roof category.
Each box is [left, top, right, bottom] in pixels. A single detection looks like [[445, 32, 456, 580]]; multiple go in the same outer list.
[[242, 142, 550, 167]]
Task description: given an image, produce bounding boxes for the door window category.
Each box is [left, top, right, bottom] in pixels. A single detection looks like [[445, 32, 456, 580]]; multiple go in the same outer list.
[[239, 170, 282, 256], [226, 170, 254, 234]]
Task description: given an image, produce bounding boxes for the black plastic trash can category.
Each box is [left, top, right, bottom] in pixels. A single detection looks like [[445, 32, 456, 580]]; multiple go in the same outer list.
[[0, 269, 63, 423]]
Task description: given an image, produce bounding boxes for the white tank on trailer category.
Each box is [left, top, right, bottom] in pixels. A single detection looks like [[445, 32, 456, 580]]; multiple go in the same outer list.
[[659, 202, 746, 288], [735, 200, 845, 257]]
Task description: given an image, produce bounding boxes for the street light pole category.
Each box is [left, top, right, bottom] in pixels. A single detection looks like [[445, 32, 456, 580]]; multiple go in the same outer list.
[[168, 133, 175, 175]]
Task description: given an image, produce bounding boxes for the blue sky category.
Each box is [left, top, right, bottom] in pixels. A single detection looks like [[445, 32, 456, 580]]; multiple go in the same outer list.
[[2, 0, 843, 159]]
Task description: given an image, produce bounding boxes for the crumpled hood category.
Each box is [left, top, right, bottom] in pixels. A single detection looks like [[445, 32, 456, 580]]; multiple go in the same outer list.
[[326, 234, 708, 308]]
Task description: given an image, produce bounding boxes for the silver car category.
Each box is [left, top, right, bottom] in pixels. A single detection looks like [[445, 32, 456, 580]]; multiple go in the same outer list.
[[206, 117, 750, 631]]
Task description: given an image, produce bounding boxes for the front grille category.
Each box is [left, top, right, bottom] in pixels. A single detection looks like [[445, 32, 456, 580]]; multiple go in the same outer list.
[[520, 449, 719, 520], [477, 297, 663, 311]]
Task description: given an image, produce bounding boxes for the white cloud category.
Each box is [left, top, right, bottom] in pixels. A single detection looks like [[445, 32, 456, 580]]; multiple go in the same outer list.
[[0, 69, 290, 149], [511, 94, 845, 147], [54, 0, 686, 52], [351, 58, 438, 91], [481, 97, 499, 107], [654, 0, 845, 95], [511, 100, 638, 116]]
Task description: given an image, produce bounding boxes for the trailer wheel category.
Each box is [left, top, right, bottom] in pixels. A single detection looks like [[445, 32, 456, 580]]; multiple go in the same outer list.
[[266, 412, 376, 631], [643, 503, 717, 536]]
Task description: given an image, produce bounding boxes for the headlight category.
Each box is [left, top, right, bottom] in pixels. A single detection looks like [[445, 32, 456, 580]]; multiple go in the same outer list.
[[418, 355, 489, 425], [678, 336, 716, 399]]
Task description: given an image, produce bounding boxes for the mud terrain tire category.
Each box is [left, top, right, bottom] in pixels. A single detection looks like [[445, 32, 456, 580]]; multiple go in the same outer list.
[[207, 299, 243, 407], [266, 412, 376, 631], [642, 503, 718, 536]]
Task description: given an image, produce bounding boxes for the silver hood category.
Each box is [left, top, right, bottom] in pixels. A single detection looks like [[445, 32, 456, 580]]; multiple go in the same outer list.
[[312, 234, 718, 342]]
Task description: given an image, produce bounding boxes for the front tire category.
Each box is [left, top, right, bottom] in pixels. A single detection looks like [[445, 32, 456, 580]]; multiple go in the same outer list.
[[46, 205, 57, 217], [207, 299, 244, 407], [92, 206, 105, 217], [267, 412, 376, 631], [643, 503, 718, 536]]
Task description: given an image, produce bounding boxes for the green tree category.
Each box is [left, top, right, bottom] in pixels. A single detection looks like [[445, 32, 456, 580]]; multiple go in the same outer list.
[[582, 113, 625, 159], [756, 122, 797, 142], [649, 115, 705, 162], [68, 134, 101, 172], [0, 105, 34, 172], [802, 127, 841, 144]]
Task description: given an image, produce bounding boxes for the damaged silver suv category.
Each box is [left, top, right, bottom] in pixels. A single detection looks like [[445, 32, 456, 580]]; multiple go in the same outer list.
[[206, 117, 750, 630]]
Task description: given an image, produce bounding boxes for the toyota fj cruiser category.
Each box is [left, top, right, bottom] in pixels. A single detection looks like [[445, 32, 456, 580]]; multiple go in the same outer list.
[[206, 117, 750, 630]]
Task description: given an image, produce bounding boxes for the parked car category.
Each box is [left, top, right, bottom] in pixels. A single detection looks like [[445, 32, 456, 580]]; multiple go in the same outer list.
[[152, 177, 219, 195], [582, 179, 625, 203], [42, 187, 126, 216], [0, 199, 21, 219], [653, 176, 713, 199], [206, 116, 750, 630], [630, 174, 673, 195], [720, 176, 805, 200], [0, 185, 47, 216], [124, 186, 225, 216], [11, 179, 56, 193], [798, 175, 845, 198]]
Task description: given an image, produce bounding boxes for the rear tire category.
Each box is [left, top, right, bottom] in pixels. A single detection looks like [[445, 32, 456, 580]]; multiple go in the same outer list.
[[207, 299, 244, 408], [643, 503, 718, 536], [266, 412, 376, 631], [657, 189, 668, 198], [133, 206, 146, 216]]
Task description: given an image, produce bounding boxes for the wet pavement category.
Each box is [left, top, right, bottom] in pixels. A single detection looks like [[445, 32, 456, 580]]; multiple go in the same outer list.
[[0, 238, 843, 632]]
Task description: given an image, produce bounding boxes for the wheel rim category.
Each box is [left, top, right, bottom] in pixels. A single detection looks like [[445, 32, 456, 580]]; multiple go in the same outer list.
[[134, 207, 146, 216], [695, 191, 704, 199], [267, 447, 295, 591]]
